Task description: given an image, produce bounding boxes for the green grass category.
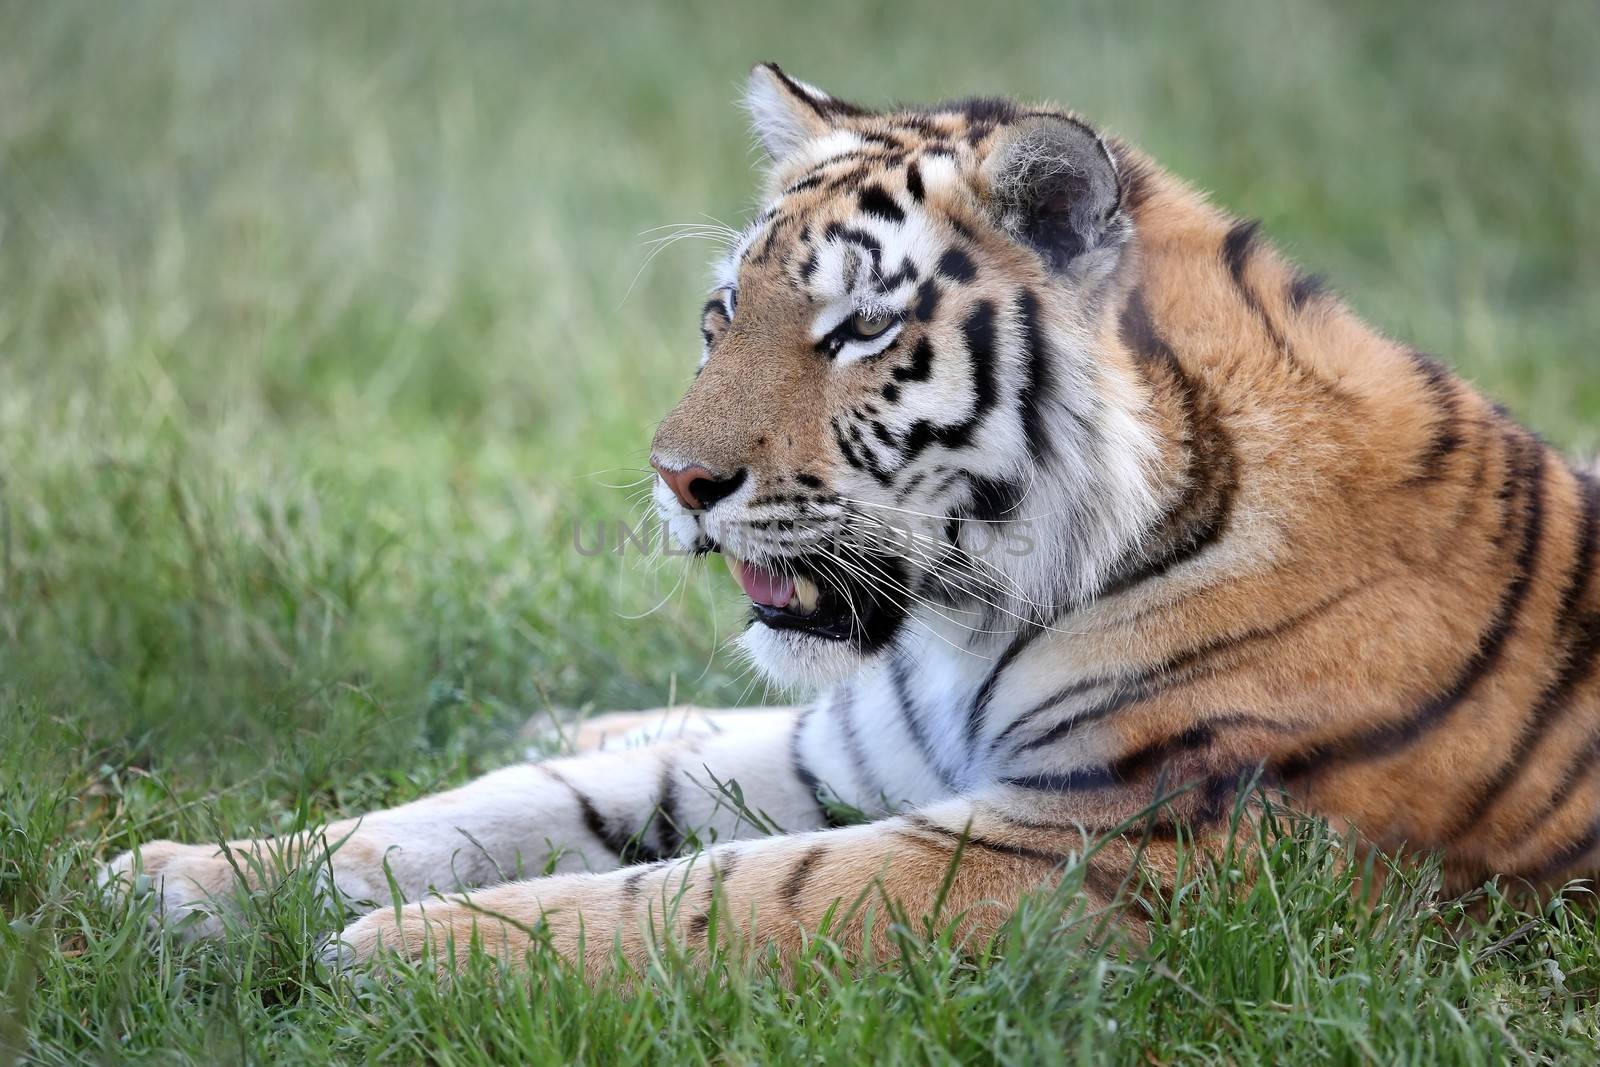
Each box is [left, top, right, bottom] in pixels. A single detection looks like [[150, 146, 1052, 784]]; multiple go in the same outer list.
[[2, 0, 1598, 1062]]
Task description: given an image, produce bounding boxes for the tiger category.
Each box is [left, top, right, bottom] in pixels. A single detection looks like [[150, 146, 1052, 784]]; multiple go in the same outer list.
[[104, 64, 1600, 978]]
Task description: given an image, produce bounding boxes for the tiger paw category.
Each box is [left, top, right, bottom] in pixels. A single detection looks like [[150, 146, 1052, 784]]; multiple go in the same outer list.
[[99, 841, 248, 939], [320, 898, 518, 976], [318, 876, 594, 978]]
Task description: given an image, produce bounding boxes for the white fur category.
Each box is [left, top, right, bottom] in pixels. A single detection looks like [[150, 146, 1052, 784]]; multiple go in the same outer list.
[[743, 66, 847, 163]]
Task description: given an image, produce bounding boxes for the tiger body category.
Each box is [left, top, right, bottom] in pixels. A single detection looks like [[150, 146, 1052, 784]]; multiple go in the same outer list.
[[106, 66, 1600, 975]]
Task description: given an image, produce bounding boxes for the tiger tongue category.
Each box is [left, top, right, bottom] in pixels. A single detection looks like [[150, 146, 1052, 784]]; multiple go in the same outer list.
[[727, 557, 796, 609]]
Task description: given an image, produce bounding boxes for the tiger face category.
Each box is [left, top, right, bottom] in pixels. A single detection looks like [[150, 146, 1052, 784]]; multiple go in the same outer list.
[[652, 66, 1163, 688]]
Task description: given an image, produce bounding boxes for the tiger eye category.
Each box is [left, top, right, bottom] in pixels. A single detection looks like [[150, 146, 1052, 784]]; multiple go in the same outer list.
[[851, 309, 893, 337]]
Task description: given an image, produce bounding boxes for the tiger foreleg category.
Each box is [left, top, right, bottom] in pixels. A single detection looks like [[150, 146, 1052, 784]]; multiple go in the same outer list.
[[322, 791, 1173, 978], [102, 707, 835, 937]]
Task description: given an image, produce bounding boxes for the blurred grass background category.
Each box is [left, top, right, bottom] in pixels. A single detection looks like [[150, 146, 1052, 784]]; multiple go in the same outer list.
[[2, 0, 1598, 1061]]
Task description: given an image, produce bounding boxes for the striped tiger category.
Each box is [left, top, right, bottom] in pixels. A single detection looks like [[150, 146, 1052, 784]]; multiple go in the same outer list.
[[105, 65, 1600, 977]]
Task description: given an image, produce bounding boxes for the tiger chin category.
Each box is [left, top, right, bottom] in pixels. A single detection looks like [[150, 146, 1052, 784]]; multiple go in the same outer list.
[[104, 65, 1599, 981]]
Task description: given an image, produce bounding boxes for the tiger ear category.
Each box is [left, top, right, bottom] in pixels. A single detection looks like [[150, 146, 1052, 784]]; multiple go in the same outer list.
[[980, 115, 1127, 274], [744, 63, 863, 161]]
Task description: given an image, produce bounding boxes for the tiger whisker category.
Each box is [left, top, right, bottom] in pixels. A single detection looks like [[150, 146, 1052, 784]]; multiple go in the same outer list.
[[840, 512, 1040, 608], [620, 227, 739, 309], [811, 542, 1012, 644], [836, 514, 1085, 635], [837, 496, 1058, 525]]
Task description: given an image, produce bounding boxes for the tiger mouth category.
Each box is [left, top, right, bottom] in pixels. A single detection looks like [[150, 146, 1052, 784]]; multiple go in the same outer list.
[[722, 552, 904, 647]]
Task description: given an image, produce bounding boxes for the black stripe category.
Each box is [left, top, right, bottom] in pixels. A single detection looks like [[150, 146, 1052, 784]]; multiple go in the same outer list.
[[784, 174, 823, 196], [893, 337, 935, 383], [946, 216, 977, 241], [1154, 584, 1368, 680], [700, 296, 729, 323], [620, 867, 649, 903], [1455, 618, 1600, 843], [889, 828, 960, 865], [895, 113, 945, 138], [1287, 271, 1329, 310], [889, 657, 959, 790], [838, 418, 894, 486], [870, 419, 897, 451], [1098, 288, 1237, 598], [986, 679, 1099, 755], [1221, 219, 1291, 351], [749, 215, 791, 266], [691, 882, 718, 942], [904, 161, 925, 202], [1108, 717, 1292, 782], [1444, 471, 1600, 841], [858, 184, 905, 224], [1106, 725, 1220, 784], [1014, 288, 1056, 462], [1404, 352, 1464, 485], [1196, 769, 1256, 827], [832, 418, 866, 473], [832, 687, 877, 801], [1491, 416, 1526, 548], [1117, 285, 1176, 372], [540, 766, 665, 865], [789, 707, 846, 829], [713, 851, 739, 885], [1275, 431, 1550, 780], [964, 625, 1047, 749], [1008, 686, 1147, 755], [874, 259, 919, 293], [1079, 863, 1129, 908], [856, 130, 907, 150], [823, 221, 883, 256], [892, 299, 999, 466], [1531, 709, 1600, 835], [780, 845, 828, 909], [945, 301, 998, 430], [1006, 582, 1369, 756], [991, 767, 1255, 839], [902, 814, 1067, 866], [1000, 765, 1122, 792], [913, 281, 941, 323], [656, 759, 685, 857], [1519, 814, 1600, 882], [822, 166, 872, 194], [960, 473, 1026, 524], [1220, 218, 1349, 400], [1007, 734, 1277, 818], [767, 66, 865, 120], [937, 248, 977, 283], [935, 96, 1023, 125], [1220, 220, 1262, 293], [895, 470, 928, 502]]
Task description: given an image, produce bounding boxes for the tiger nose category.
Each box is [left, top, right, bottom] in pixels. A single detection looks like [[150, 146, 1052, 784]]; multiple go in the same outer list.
[[652, 461, 748, 511]]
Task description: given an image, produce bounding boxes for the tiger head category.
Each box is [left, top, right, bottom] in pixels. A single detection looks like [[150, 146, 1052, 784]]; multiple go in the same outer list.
[[651, 65, 1164, 688]]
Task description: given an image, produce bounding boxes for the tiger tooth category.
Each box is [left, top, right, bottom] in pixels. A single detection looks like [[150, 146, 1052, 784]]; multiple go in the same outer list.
[[724, 554, 743, 583], [792, 574, 820, 614]]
